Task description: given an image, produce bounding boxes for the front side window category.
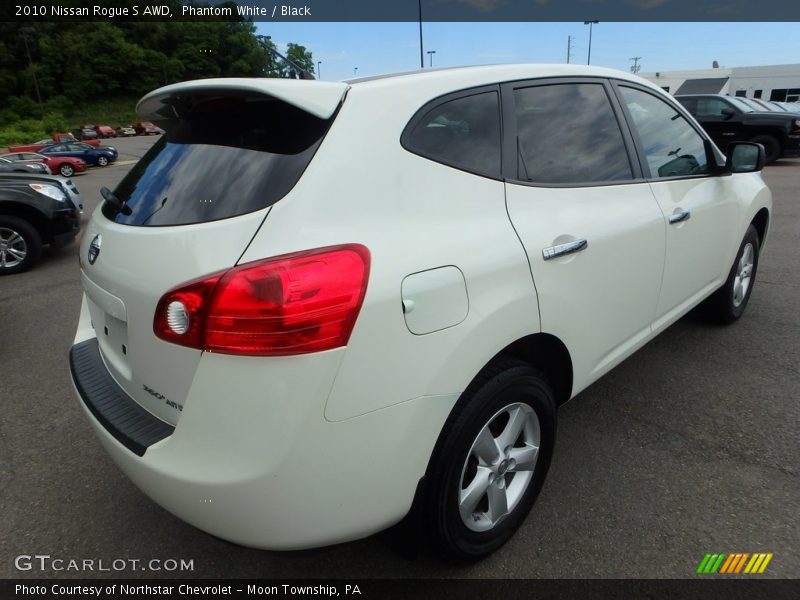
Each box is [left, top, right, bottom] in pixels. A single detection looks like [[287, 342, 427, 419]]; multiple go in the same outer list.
[[620, 87, 709, 179], [695, 97, 735, 117], [513, 82, 633, 184], [403, 91, 501, 178]]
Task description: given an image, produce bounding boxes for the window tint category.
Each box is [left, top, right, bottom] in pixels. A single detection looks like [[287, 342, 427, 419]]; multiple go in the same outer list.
[[513, 83, 632, 184], [620, 87, 709, 178], [694, 97, 733, 117], [404, 91, 501, 178], [107, 96, 331, 226]]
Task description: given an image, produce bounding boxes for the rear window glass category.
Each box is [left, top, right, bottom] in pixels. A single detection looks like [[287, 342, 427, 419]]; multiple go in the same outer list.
[[105, 96, 332, 226]]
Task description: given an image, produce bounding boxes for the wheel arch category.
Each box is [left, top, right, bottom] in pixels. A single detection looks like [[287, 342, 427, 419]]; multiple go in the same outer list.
[[494, 333, 573, 406], [0, 201, 52, 243], [751, 206, 770, 247], [456, 332, 574, 408]]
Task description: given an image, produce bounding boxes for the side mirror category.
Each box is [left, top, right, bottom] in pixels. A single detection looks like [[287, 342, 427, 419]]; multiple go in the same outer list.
[[721, 107, 736, 120], [725, 142, 765, 173]]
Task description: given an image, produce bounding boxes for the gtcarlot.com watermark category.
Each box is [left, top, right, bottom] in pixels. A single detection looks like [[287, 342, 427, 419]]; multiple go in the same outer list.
[[14, 554, 194, 572]]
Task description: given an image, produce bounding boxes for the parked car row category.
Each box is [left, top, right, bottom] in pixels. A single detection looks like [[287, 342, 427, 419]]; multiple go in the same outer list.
[[0, 172, 82, 274], [676, 93, 800, 163], [74, 122, 164, 140]]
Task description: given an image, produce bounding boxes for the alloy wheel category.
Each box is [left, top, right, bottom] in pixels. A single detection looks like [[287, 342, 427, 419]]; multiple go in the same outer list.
[[0, 227, 28, 269], [733, 242, 754, 308], [458, 402, 540, 532]]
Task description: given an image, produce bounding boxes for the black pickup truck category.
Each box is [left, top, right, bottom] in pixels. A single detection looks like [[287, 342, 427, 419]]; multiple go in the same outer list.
[[0, 174, 82, 274], [676, 94, 800, 164]]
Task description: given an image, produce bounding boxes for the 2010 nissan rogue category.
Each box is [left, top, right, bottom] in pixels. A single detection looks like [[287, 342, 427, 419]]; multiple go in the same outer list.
[[69, 65, 772, 561]]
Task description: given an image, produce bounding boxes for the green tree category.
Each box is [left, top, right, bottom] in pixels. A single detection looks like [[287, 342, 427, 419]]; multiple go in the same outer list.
[[285, 43, 314, 78]]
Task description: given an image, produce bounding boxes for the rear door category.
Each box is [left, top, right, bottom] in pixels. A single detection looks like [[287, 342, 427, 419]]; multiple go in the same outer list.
[[502, 78, 666, 392], [78, 82, 346, 425]]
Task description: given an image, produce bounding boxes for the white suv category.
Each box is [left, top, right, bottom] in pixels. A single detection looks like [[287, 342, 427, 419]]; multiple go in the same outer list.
[[69, 65, 772, 561]]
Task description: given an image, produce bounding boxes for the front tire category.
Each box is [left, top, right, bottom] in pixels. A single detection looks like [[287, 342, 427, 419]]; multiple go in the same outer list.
[[702, 224, 760, 324], [96, 156, 109, 167], [750, 135, 781, 164], [0, 216, 42, 275], [425, 359, 556, 562], [59, 163, 74, 177]]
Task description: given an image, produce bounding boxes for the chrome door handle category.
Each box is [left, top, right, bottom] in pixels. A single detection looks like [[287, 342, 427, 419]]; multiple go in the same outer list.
[[542, 239, 588, 261], [669, 210, 691, 224]]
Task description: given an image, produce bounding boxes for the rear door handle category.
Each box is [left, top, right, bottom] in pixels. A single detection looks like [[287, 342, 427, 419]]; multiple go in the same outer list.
[[668, 210, 691, 224], [542, 239, 588, 261]]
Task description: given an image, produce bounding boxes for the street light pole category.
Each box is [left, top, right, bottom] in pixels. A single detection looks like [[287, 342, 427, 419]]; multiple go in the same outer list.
[[317, 61, 322, 79], [418, 0, 424, 68], [427, 50, 436, 67], [584, 20, 599, 65]]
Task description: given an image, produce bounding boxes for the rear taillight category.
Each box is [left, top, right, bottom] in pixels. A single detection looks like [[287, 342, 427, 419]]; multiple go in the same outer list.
[[154, 244, 370, 356]]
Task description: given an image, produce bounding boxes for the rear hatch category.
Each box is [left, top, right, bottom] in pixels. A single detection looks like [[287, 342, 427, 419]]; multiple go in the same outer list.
[[79, 79, 347, 425]]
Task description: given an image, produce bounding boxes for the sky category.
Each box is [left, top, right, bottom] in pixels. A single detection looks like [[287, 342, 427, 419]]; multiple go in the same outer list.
[[255, 22, 800, 81]]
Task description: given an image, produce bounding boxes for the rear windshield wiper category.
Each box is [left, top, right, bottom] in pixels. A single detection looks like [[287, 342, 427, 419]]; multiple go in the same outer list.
[[101, 186, 132, 216]]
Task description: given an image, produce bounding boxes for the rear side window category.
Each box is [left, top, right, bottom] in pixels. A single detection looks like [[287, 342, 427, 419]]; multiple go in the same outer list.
[[106, 96, 331, 226], [402, 91, 501, 178], [513, 83, 633, 184]]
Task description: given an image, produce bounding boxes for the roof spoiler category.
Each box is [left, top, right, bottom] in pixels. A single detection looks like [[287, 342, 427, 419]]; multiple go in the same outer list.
[[137, 78, 349, 122]]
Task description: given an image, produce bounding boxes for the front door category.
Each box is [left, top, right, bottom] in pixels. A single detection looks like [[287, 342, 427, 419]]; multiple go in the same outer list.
[[614, 84, 741, 331]]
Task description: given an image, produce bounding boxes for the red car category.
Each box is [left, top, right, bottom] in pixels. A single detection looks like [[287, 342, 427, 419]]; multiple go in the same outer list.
[[0, 151, 87, 177], [133, 121, 165, 135], [92, 124, 116, 138]]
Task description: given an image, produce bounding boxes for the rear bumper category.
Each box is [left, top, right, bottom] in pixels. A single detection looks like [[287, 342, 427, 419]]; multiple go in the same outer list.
[[69, 296, 455, 550], [70, 339, 174, 456]]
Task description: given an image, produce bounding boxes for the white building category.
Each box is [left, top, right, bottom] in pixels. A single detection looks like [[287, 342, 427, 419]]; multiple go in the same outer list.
[[641, 64, 800, 101]]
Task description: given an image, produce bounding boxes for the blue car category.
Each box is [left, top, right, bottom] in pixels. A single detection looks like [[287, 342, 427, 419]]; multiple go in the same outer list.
[[40, 142, 118, 167]]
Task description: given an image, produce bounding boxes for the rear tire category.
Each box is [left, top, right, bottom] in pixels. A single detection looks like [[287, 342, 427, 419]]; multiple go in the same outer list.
[[750, 135, 781, 164], [0, 216, 42, 275], [425, 358, 556, 562], [702, 224, 760, 324]]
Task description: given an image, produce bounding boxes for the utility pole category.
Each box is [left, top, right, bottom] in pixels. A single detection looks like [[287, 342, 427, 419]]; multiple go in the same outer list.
[[20, 27, 42, 106], [418, 0, 424, 68], [566, 35, 572, 64], [630, 56, 642, 74], [584, 20, 599, 65]]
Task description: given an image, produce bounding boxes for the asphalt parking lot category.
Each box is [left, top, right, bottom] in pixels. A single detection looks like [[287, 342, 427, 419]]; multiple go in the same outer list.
[[1, 136, 798, 579]]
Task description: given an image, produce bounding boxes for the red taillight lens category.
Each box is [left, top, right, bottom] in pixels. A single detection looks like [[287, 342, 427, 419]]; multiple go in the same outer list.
[[153, 244, 370, 356]]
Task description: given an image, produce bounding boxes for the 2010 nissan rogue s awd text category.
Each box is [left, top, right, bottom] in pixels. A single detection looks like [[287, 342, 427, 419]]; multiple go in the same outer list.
[[69, 65, 772, 561]]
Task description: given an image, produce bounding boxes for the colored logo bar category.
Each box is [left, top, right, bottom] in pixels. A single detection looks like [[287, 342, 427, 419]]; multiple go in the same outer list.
[[696, 553, 773, 574]]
